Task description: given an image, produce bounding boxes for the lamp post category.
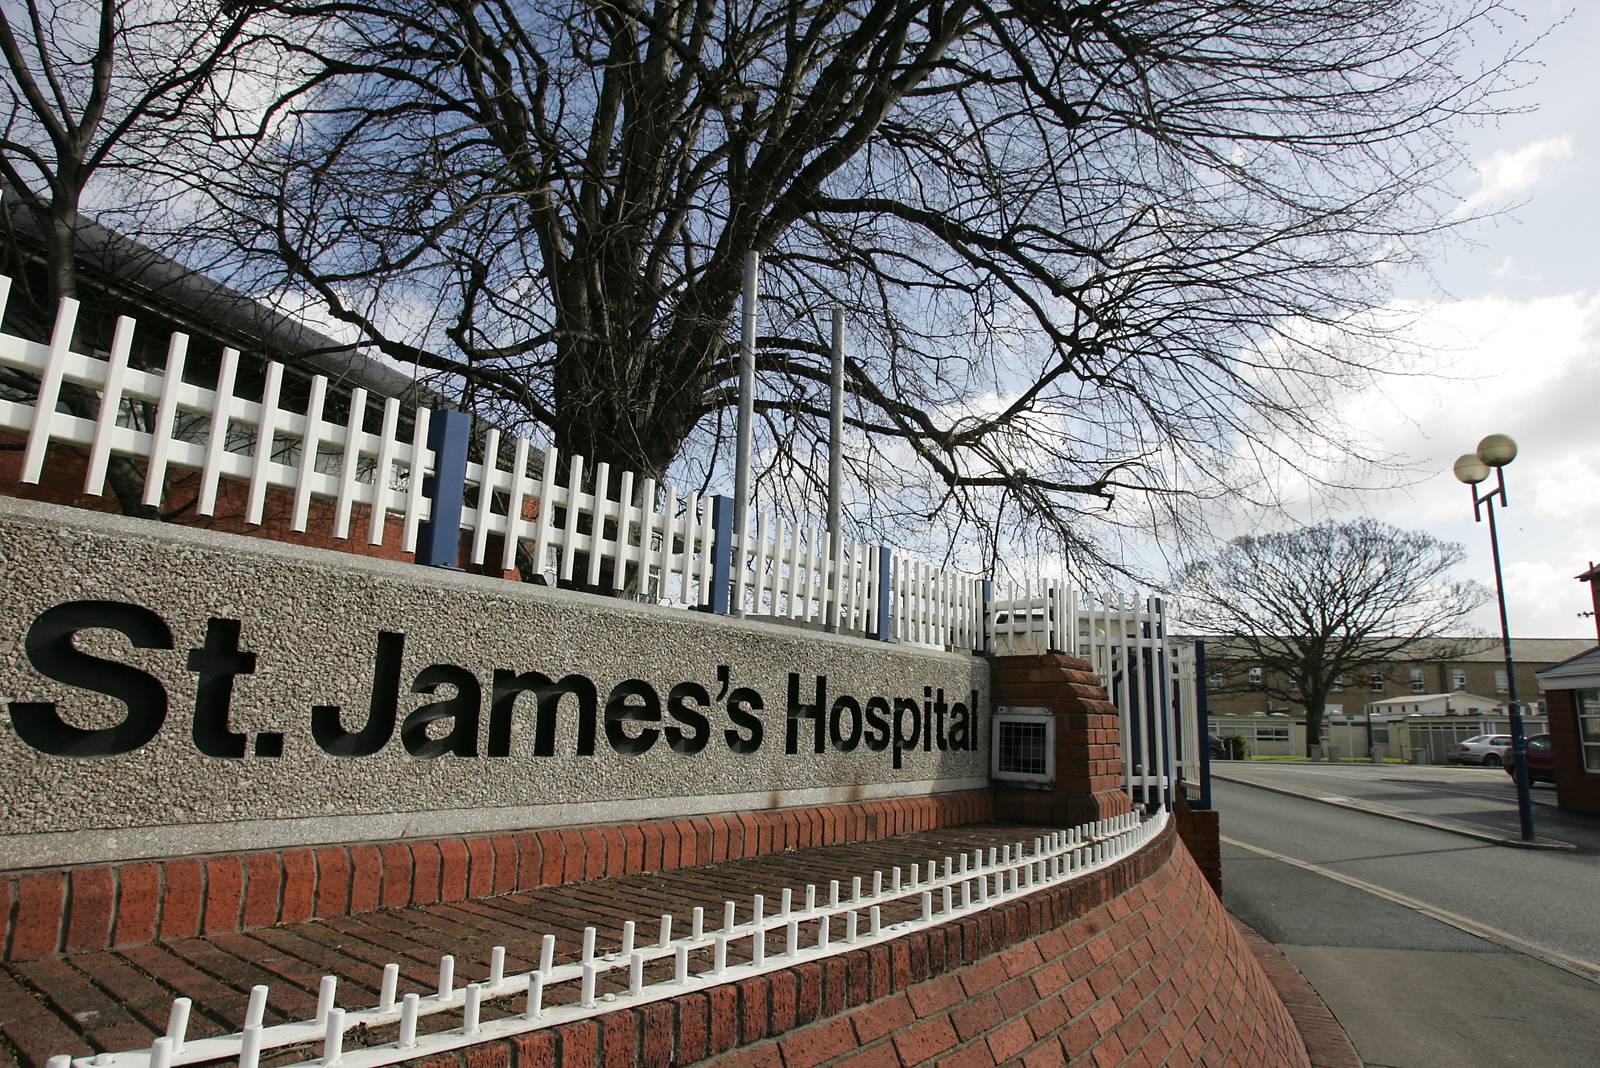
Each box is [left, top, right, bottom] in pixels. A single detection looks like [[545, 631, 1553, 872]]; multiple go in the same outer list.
[[1452, 433, 1535, 841]]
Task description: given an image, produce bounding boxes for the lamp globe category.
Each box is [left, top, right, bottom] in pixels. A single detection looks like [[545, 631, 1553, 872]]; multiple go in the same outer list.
[[1453, 453, 1490, 485], [1477, 433, 1518, 467]]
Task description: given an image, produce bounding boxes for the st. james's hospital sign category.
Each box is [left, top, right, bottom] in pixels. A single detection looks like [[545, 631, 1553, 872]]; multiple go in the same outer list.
[[9, 600, 981, 768], [0, 499, 989, 868]]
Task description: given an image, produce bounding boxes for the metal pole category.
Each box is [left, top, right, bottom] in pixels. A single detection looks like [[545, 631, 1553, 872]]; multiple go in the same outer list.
[[1485, 495, 1536, 841], [733, 251, 759, 543], [827, 308, 844, 541]]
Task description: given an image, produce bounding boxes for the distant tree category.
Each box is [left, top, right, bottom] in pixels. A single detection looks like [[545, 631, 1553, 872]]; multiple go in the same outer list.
[[1175, 519, 1489, 755], [203, 0, 1527, 568]]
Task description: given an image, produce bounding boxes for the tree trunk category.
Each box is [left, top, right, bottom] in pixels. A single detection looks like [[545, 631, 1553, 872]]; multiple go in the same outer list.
[[1305, 700, 1326, 757]]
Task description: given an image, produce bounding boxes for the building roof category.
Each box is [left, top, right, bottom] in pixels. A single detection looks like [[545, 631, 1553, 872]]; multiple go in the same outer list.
[[1535, 646, 1600, 691], [1365, 691, 1501, 710], [2, 184, 452, 410], [1177, 634, 1593, 665]]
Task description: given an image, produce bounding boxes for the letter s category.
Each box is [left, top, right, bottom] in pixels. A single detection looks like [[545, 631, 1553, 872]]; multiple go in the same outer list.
[[7, 601, 173, 757]]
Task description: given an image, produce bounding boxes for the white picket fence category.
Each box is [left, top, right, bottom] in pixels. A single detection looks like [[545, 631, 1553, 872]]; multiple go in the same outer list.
[[0, 285, 718, 601], [50, 812, 1160, 1068], [0, 282, 439, 548]]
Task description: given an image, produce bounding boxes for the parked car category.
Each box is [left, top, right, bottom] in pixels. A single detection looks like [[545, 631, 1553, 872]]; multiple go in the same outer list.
[[1505, 733, 1557, 785], [1445, 734, 1512, 767], [1208, 734, 1228, 759]]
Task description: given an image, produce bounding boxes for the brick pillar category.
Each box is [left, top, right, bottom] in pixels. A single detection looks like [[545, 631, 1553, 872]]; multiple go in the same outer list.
[[991, 653, 1134, 826], [1174, 792, 1222, 894]]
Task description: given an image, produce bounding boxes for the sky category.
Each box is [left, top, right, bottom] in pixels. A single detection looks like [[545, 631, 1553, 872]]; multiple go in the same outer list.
[[1223, 0, 1600, 640]]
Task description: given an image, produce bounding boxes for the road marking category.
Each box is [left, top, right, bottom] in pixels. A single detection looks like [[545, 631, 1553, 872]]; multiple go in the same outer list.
[[1221, 835, 1600, 984]]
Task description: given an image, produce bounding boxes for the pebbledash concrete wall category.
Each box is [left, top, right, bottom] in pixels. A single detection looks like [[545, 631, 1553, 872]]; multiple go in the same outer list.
[[0, 496, 988, 871]]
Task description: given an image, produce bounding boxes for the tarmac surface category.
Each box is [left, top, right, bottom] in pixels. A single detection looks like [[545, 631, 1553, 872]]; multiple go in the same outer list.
[[1213, 759, 1600, 851], [1217, 773, 1600, 1068]]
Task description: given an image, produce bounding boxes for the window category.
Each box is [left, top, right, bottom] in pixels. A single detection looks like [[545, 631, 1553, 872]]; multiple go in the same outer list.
[[1248, 666, 1263, 690], [1256, 726, 1290, 743], [991, 706, 1055, 785], [1369, 672, 1385, 692], [1207, 673, 1224, 692], [1331, 673, 1346, 693], [1451, 669, 1466, 691], [1579, 690, 1600, 774], [1410, 668, 1425, 693], [1494, 670, 1509, 694]]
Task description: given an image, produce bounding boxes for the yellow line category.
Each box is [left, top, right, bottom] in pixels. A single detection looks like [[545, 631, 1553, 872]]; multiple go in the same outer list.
[[1221, 835, 1600, 983]]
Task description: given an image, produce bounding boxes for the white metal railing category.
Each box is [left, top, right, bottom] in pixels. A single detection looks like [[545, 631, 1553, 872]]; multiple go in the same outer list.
[[52, 811, 1163, 1068], [459, 437, 716, 605], [731, 514, 878, 632]]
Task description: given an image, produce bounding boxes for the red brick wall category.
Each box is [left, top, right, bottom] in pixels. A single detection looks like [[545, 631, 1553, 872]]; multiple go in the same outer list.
[[1546, 688, 1600, 815], [395, 820, 1305, 1068], [990, 654, 1134, 827], [0, 791, 992, 962]]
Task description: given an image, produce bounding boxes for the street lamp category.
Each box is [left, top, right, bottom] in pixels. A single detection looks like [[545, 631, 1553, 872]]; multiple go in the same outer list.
[[1453, 433, 1535, 841]]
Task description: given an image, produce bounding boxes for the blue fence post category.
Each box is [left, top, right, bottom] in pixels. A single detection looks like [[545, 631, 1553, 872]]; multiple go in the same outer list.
[[1195, 640, 1213, 811], [708, 494, 734, 615], [981, 578, 994, 656], [415, 408, 472, 568], [875, 546, 892, 641]]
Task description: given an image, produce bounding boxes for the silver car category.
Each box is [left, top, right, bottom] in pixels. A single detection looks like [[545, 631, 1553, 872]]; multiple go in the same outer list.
[[1445, 734, 1513, 767]]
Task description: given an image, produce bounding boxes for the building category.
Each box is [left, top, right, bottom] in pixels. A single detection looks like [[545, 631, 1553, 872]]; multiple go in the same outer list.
[[1188, 635, 1594, 719], [1535, 645, 1600, 815], [1363, 691, 1504, 718]]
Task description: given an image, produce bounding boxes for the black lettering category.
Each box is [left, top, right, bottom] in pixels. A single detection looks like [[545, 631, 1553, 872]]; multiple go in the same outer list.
[[933, 688, 949, 752], [8, 600, 172, 757], [489, 671, 598, 756], [724, 687, 764, 754], [892, 697, 921, 770], [187, 617, 255, 759], [605, 680, 661, 755], [786, 673, 826, 754], [665, 682, 711, 754], [401, 664, 481, 758], [829, 695, 862, 752], [947, 697, 971, 752], [863, 696, 891, 752], [312, 631, 403, 757], [922, 688, 934, 752]]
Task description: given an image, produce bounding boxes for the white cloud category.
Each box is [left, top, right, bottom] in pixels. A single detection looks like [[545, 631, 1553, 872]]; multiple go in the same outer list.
[[1489, 256, 1543, 285], [1183, 291, 1600, 637], [1455, 135, 1575, 217]]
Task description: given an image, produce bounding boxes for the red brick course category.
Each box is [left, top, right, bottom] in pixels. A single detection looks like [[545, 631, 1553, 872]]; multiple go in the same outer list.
[[0, 791, 991, 961]]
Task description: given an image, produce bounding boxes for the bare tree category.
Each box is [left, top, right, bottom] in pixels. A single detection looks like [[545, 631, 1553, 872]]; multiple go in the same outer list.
[[1174, 518, 1489, 754], [0, 0, 292, 513], [196, 1, 1524, 571], [0, 0, 282, 312]]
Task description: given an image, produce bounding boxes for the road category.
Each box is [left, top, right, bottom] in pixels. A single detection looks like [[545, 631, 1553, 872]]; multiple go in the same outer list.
[[1215, 777, 1600, 1068], [1214, 760, 1600, 850]]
